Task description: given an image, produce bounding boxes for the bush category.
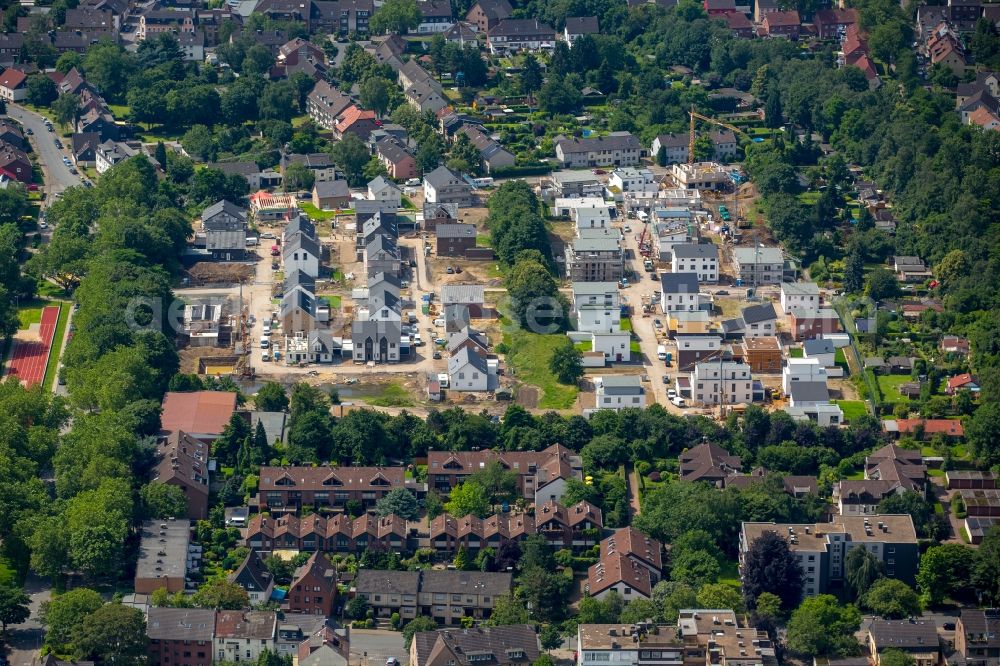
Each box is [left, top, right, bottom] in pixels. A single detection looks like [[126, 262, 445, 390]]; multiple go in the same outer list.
[[390, 612, 401, 630]]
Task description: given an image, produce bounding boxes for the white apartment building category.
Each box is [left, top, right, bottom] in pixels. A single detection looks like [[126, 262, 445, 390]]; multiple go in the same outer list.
[[671, 243, 719, 283], [572, 282, 621, 333], [684, 361, 754, 406], [781, 281, 821, 312]]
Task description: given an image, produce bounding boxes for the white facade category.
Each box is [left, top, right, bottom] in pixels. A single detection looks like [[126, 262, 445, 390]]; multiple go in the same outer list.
[[686, 361, 754, 406], [368, 178, 402, 208], [780, 281, 821, 312], [608, 167, 655, 192], [572, 283, 621, 333], [215, 634, 276, 663], [782, 358, 828, 394], [661, 291, 700, 312], [592, 331, 631, 363], [574, 207, 611, 230], [283, 243, 320, 278], [594, 376, 646, 410], [787, 403, 843, 427], [671, 244, 719, 283]]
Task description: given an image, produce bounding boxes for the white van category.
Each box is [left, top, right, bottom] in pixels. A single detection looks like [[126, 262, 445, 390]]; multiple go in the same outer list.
[[433, 317, 445, 327], [657, 345, 667, 360], [262, 321, 271, 334], [260, 336, 270, 349]]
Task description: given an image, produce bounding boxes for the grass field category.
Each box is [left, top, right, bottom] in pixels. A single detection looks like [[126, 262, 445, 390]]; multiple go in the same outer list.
[[878, 374, 914, 403], [43, 302, 71, 391], [362, 382, 414, 407], [836, 400, 869, 422], [300, 203, 339, 221], [789, 347, 804, 358], [574, 341, 592, 352], [620, 318, 632, 332], [17, 303, 44, 329], [504, 330, 578, 409]]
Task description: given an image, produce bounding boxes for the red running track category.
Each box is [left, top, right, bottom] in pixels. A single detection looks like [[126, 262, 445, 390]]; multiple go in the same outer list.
[[6, 305, 60, 387]]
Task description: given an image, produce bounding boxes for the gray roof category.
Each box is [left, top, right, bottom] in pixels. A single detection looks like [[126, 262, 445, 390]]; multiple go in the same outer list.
[[572, 237, 620, 252], [489, 18, 555, 37], [229, 550, 273, 593], [672, 243, 719, 260], [549, 170, 601, 185], [564, 15, 598, 33], [366, 233, 400, 259], [447, 326, 489, 353], [285, 214, 316, 239], [741, 303, 777, 324], [441, 284, 485, 304], [597, 375, 643, 393], [285, 269, 316, 293], [803, 338, 835, 355], [436, 223, 476, 239], [147, 607, 215, 641], [733, 246, 784, 264], [355, 569, 422, 595], [136, 519, 189, 584], [284, 232, 320, 259], [660, 273, 699, 294], [202, 199, 246, 221], [789, 380, 830, 403], [555, 133, 642, 155], [314, 179, 350, 198], [424, 202, 459, 220], [280, 287, 318, 319], [868, 619, 939, 651], [420, 570, 513, 595], [424, 165, 467, 189], [573, 281, 618, 296], [351, 319, 402, 343], [449, 347, 489, 375], [308, 329, 339, 354], [782, 281, 820, 296], [368, 175, 400, 194], [368, 281, 401, 314]]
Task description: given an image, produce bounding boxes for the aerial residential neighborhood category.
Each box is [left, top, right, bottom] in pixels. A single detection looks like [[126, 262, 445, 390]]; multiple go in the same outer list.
[[0, 0, 999, 664]]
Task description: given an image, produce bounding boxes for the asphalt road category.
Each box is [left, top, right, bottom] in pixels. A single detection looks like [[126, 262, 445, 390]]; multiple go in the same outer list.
[[8, 104, 83, 196], [5, 574, 51, 666]]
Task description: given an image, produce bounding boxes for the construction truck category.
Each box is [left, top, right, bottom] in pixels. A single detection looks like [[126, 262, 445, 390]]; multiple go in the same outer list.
[[644, 258, 654, 272]]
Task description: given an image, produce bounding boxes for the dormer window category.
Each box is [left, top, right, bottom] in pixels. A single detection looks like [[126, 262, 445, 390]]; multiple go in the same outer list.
[[322, 475, 343, 486], [275, 476, 295, 486]]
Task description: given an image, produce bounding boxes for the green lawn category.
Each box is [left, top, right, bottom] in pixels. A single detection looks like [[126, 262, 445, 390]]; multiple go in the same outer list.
[[835, 347, 849, 370], [400, 196, 419, 210], [878, 374, 914, 403], [836, 400, 868, 422], [327, 295, 342, 309], [0, 557, 15, 586], [107, 104, 131, 118], [629, 340, 641, 354], [718, 560, 741, 588], [17, 305, 44, 329], [574, 341, 592, 352], [620, 318, 632, 332], [476, 233, 493, 247], [789, 347, 804, 358], [43, 302, 71, 391], [362, 382, 414, 407], [504, 330, 578, 409], [798, 191, 821, 206], [299, 203, 339, 221]]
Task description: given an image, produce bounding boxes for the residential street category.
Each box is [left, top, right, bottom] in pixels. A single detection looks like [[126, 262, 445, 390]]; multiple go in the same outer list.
[[8, 104, 82, 195], [5, 574, 51, 666]]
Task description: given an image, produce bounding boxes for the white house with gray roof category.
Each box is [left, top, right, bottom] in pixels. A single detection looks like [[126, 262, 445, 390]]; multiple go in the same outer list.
[[283, 232, 321, 278], [780, 281, 821, 312], [741, 302, 778, 338], [571, 282, 620, 332], [593, 375, 646, 411], [448, 347, 494, 391], [554, 132, 642, 168], [732, 246, 788, 285], [424, 166, 473, 206], [671, 243, 719, 282], [201, 199, 248, 261], [368, 176, 402, 208]]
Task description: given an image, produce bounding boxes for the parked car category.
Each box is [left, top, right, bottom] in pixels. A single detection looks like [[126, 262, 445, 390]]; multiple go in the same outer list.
[[672, 396, 686, 407], [653, 319, 663, 328], [667, 389, 677, 400], [432, 350, 441, 359]]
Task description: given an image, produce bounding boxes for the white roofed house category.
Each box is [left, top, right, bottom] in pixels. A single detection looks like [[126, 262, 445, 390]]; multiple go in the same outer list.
[[571, 282, 621, 333], [591, 331, 631, 363], [671, 243, 719, 283], [593, 375, 646, 411]]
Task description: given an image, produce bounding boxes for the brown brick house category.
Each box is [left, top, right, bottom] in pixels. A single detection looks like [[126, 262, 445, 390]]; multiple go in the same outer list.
[[427, 444, 582, 503], [738, 336, 783, 374], [256, 465, 407, 512], [436, 223, 477, 257], [245, 512, 408, 554], [288, 552, 336, 616]]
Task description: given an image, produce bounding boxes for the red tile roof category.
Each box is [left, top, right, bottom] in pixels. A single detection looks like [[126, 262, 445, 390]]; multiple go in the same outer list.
[[0, 68, 27, 90], [160, 390, 238, 436], [894, 419, 965, 437]]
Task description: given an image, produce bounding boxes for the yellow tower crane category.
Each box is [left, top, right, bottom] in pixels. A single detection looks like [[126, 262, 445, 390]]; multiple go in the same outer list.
[[688, 106, 747, 165]]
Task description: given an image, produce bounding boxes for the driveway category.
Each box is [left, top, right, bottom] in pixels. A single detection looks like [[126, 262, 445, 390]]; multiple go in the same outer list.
[[348, 628, 407, 666], [617, 217, 682, 413], [7, 104, 83, 195], [5, 574, 52, 666]]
